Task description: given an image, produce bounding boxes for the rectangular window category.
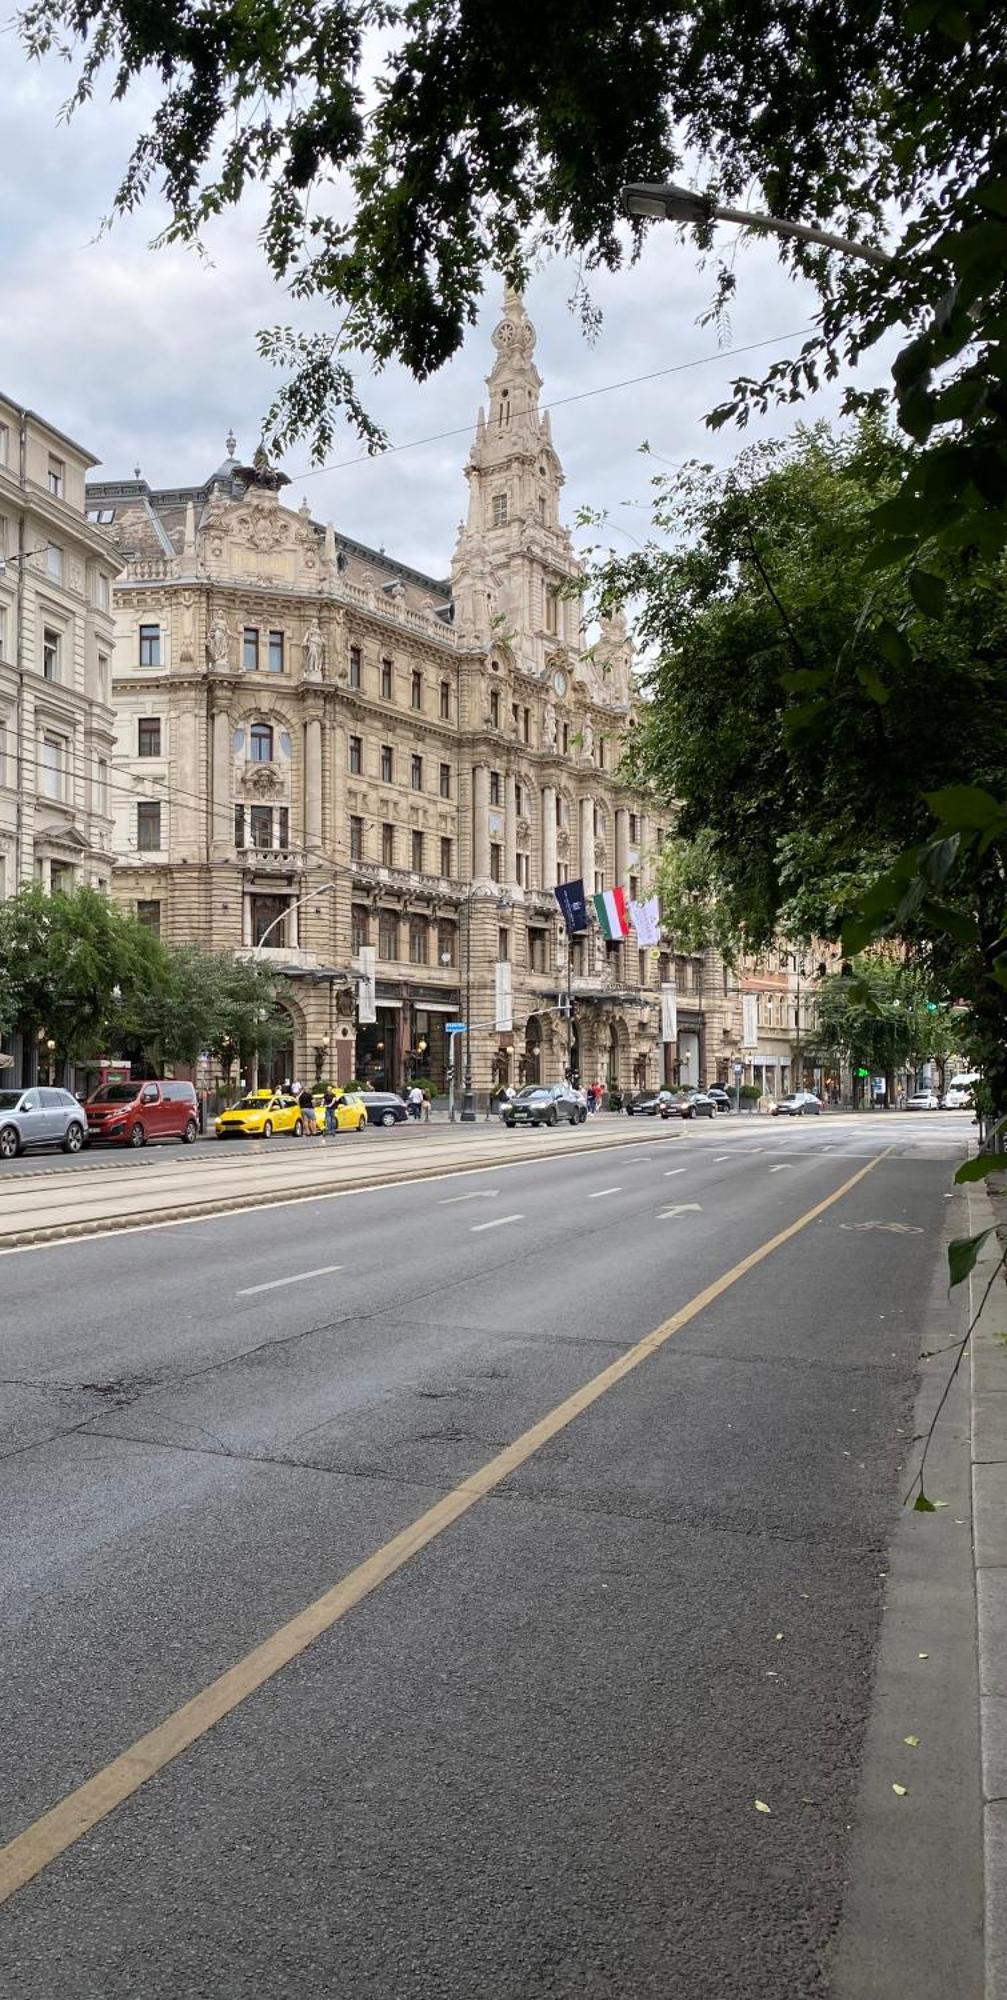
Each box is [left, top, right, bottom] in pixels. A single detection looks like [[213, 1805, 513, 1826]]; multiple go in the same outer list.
[[349, 645, 361, 689], [380, 744, 393, 783], [629, 813, 638, 842], [594, 870, 604, 894], [545, 584, 559, 634], [516, 852, 529, 888], [378, 910, 399, 960], [561, 723, 569, 756], [42, 627, 60, 681], [489, 770, 501, 806], [136, 900, 161, 936], [234, 803, 245, 847], [437, 920, 456, 966], [348, 734, 362, 774], [409, 917, 427, 966], [268, 630, 284, 674], [0, 603, 6, 661], [638, 949, 648, 985], [411, 668, 423, 710], [489, 842, 502, 883], [380, 657, 393, 699], [411, 753, 423, 791], [489, 689, 500, 727], [629, 874, 639, 902], [47, 543, 63, 584], [411, 829, 425, 872], [243, 627, 259, 672], [572, 936, 585, 975], [351, 904, 369, 953], [139, 623, 160, 666], [138, 716, 161, 757], [512, 701, 520, 733], [598, 738, 606, 769], [515, 781, 524, 817], [137, 800, 161, 851], [439, 679, 451, 720], [277, 805, 289, 848], [440, 835, 453, 877], [439, 762, 451, 799], [50, 862, 74, 895], [349, 814, 364, 862], [528, 928, 547, 973], [492, 492, 508, 526], [0, 422, 8, 465], [97, 652, 110, 700], [95, 571, 110, 611], [249, 804, 273, 849], [94, 759, 108, 816], [523, 706, 530, 744], [0, 718, 6, 786], [498, 926, 510, 962], [47, 455, 64, 499], [381, 822, 395, 867], [556, 859, 568, 884]]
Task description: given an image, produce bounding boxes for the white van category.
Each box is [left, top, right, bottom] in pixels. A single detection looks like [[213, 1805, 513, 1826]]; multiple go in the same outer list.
[[942, 1073, 979, 1110]]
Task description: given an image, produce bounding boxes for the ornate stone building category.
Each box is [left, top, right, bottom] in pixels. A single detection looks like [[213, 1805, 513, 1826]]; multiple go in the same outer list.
[[0, 389, 116, 1080], [94, 293, 740, 1097]]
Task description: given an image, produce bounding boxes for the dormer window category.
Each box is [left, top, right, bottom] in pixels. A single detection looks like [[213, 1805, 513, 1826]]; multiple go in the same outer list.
[[492, 492, 508, 527], [250, 721, 273, 763]]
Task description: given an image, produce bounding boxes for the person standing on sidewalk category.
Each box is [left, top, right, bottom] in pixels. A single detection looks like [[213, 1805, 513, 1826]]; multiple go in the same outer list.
[[407, 1083, 424, 1121], [322, 1084, 338, 1136], [298, 1082, 316, 1136]]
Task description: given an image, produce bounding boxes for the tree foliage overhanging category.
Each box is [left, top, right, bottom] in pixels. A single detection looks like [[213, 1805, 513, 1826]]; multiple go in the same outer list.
[[17, 0, 1007, 562], [590, 417, 1007, 1105]]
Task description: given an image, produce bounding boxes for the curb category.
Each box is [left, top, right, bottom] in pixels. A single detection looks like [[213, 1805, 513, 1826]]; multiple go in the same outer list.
[[969, 1183, 1007, 1999], [0, 1124, 676, 1250]]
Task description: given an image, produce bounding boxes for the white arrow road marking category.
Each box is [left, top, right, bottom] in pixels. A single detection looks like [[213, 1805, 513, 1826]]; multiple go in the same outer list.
[[840, 1221, 924, 1234], [470, 1213, 524, 1232], [238, 1264, 342, 1296], [656, 1203, 703, 1220]]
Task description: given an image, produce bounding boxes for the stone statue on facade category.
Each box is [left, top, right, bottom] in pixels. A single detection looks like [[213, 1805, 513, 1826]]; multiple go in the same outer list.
[[207, 613, 231, 672], [581, 714, 594, 762], [302, 620, 325, 680], [543, 701, 558, 750]]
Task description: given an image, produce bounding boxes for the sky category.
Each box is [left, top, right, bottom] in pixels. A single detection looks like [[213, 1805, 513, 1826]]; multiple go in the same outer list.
[[1, 42, 899, 581]]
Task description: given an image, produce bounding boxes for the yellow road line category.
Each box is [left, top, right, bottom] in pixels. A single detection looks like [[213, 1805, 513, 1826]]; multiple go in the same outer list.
[[0, 1147, 889, 1908]]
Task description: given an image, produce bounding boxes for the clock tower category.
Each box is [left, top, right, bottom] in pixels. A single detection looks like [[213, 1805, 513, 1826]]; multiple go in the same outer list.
[[451, 288, 583, 676]]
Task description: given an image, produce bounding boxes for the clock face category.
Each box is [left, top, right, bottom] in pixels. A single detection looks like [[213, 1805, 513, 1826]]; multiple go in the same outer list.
[[553, 669, 567, 697]]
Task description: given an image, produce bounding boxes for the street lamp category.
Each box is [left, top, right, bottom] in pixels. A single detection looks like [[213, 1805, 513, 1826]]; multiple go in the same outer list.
[[252, 876, 337, 956], [623, 183, 892, 269]]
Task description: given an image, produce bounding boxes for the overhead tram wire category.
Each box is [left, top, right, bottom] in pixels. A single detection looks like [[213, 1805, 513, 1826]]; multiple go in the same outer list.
[[281, 326, 818, 485]]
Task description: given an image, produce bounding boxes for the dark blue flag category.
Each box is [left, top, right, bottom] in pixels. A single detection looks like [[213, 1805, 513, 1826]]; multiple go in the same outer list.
[[554, 878, 588, 934]]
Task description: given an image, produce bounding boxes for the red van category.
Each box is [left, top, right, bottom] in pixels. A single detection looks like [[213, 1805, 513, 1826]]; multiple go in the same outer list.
[[85, 1079, 199, 1148]]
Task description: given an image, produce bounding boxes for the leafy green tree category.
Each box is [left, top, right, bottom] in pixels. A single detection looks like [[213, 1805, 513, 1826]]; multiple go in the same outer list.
[[17, 0, 1007, 568], [121, 947, 279, 1071], [805, 956, 961, 1103], [0, 886, 169, 1064]]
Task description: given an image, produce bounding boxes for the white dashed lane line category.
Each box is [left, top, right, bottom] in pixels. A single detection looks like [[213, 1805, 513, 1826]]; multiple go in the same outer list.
[[470, 1214, 524, 1233], [237, 1264, 343, 1296], [588, 1187, 622, 1199]]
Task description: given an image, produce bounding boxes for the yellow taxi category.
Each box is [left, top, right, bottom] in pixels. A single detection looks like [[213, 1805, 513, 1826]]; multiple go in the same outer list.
[[214, 1090, 305, 1139], [312, 1091, 368, 1133]]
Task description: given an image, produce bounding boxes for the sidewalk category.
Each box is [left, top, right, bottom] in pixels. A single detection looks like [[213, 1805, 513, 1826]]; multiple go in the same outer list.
[[970, 1176, 1007, 1999]]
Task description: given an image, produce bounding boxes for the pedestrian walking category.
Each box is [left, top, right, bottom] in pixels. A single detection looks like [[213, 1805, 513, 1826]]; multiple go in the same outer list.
[[322, 1084, 338, 1136], [407, 1083, 424, 1121], [298, 1082, 316, 1135]]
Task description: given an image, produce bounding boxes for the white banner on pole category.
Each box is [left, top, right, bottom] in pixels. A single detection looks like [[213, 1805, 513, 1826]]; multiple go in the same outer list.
[[357, 945, 376, 1025], [494, 959, 513, 1033], [660, 984, 677, 1045], [742, 993, 758, 1049]]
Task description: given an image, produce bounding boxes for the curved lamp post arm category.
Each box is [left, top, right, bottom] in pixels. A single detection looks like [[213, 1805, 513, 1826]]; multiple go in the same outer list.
[[623, 183, 892, 270]]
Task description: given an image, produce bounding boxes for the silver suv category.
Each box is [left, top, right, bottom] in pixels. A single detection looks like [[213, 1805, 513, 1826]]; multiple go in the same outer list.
[[0, 1086, 87, 1159]]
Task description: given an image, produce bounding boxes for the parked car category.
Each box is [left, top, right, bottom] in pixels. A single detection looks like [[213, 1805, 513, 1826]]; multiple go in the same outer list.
[[905, 1090, 940, 1111], [503, 1083, 586, 1128], [0, 1086, 87, 1160], [312, 1091, 369, 1132], [771, 1091, 823, 1117], [942, 1075, 978, 1109], [626, 1089, 673, 1117], [663, 1090, 717, 1120], [214, 1090, 304, 1139], [86, 1078, 199, 1147], [705, 1086, 733, 1113], [357, 1091, 409, 1128]]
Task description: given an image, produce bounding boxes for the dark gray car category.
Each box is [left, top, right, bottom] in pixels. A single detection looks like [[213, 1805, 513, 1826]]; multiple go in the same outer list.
[[503, 1084, 585, 1128], [0, 1086, 87, 1159]]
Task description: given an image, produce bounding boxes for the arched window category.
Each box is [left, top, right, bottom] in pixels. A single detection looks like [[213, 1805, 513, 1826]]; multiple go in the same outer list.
[[250, 721, 273, 764]]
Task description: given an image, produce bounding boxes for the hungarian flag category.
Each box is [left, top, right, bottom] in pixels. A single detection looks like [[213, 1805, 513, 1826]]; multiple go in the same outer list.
[[593, 886, 630, 940]]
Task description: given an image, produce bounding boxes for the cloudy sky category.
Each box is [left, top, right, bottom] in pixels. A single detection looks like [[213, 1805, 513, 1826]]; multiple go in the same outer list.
[[2, 44, 897, 580]]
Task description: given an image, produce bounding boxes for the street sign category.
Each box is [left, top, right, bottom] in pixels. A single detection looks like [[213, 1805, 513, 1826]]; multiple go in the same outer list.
[[733, 1061, 744, 1076], [445, 1022, 467, 1035]]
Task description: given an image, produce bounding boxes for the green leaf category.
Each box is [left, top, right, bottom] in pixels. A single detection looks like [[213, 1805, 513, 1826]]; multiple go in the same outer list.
[[781, 698, 830, 736], [976, 181, 1007, 217], [948, 1228, 994, 1287], [913, 1493, 937, 1512], [860, 536, 917, 574], [876, 621, 913, 672], [908, 569, 948, 618], [917, 897, 979, 945], [924, 785, 1005, 828], [779, 667, 832, 693], [954, 1156, 1003, 1183], [856, 661, 891, 704]]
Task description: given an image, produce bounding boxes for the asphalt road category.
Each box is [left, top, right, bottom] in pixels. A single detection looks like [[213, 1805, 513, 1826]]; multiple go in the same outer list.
[[0, 1113, 981, 1997]]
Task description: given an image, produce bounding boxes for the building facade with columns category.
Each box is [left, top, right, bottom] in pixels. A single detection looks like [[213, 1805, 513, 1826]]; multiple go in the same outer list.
[[0, 389, 116, 1081], [95, 295, 740, 1098]]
